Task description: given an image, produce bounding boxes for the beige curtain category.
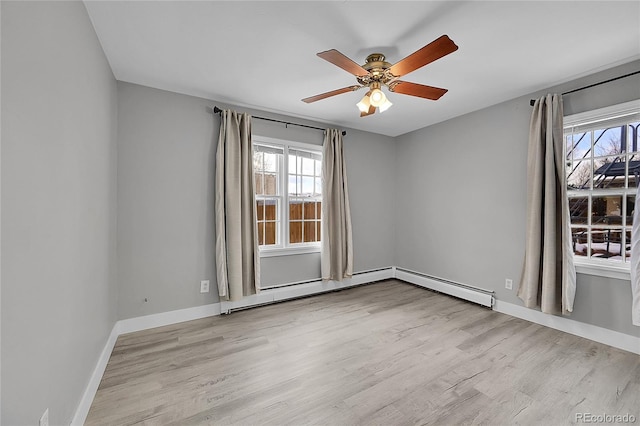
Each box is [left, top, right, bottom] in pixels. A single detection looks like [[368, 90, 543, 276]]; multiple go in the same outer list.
[[215, 109, 260, 301], [321, 129, 353, 281], [518, 94, 576, 315], [630, 185, 640, 326]]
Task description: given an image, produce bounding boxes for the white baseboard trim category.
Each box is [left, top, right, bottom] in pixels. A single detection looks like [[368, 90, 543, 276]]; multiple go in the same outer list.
[[117, 303, 222, 336], [70, 325, 120, 426], [493, 300, 640, 355], [394, 268, 494, 307]]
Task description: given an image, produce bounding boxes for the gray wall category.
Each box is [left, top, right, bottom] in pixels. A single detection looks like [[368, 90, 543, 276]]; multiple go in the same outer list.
[[395, 60, 640, 337], [116, 82, 396, 319], [1, 2, 118, 425]]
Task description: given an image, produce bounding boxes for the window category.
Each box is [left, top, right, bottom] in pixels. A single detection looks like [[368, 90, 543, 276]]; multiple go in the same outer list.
[[253, 136, 322, 255], [564, 100, 640, 273]]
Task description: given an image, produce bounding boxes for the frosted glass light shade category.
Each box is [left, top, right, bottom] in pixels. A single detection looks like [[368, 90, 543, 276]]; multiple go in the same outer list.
[[369, 88, 386, 107], [379, 98, 393, 113], [356, 93, 371, 113]]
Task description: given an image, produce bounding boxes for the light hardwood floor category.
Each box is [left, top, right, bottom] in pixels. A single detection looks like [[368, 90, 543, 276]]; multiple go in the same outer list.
[[86, 280, 640, 425]]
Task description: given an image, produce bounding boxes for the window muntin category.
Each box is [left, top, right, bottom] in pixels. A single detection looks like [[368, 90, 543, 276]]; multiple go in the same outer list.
[[253, 137, 322, 252], [565, 101, 640, 266]]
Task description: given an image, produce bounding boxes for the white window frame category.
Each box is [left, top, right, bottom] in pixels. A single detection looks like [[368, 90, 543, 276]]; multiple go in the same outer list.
[[253, 135, 322, 257], [564, 99, 640, 280]]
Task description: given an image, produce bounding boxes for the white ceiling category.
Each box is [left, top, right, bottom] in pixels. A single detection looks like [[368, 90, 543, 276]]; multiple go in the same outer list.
[[84, 1, 640, 137]]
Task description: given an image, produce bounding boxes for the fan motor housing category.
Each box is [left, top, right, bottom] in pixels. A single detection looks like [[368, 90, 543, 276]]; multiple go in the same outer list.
[[358, 53, 393, 85]]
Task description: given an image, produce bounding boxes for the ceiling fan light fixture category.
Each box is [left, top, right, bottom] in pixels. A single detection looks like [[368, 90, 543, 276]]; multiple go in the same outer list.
[[356, 92, 371, 113]]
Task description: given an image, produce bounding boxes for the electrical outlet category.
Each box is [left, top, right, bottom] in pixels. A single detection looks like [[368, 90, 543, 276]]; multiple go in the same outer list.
[[39, 408, 49, 426], [200, 280, 210, 293], [505, 278, 513, 290]]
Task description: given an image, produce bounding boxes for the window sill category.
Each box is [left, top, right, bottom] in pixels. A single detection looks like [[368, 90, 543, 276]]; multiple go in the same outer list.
[[259, 245, 321, 258], [574, 259, 630, 281]]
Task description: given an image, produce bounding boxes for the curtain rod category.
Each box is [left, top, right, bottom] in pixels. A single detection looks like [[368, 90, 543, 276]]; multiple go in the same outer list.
[[528, 70, 640, 106], [212, 106, 346, 136]]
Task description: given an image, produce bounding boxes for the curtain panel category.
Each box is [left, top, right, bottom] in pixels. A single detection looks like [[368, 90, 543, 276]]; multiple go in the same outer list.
[[518, 94, 576, 315], [321, 129, 353, 281], [214, 109, 260, 301], [630, 186, 640, 326]]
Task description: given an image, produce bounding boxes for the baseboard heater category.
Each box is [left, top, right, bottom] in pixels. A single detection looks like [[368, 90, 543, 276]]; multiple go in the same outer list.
[[394, 267, 494, 308], [219, 267, 395, 314]]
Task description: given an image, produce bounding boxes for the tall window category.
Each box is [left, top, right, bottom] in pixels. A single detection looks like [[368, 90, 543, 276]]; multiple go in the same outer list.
[[565, 100, 640, 266], [253, 136, 322, 254]]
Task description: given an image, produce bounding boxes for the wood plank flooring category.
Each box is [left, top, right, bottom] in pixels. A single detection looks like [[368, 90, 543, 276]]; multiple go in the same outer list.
[[86, 280, 640, 425]]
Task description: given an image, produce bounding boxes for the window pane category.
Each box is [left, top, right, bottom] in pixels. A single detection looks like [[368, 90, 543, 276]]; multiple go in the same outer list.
[[303, 221, 318, 242], [591, 195, 623, 226], [263, 152, 278, 172], [255, 172, 265, 195], [257, 222, 264, 245], [290, 221, 302, 243], [253, 151, 264, 169], [571, 227, 588, 257], [289, 176, 302, 196], [304, 202, 317, 219], [290, 200, 302, 220], [629, 122, 640, 153], [569, 197, 589, 225], [289, 154, 302, 175], [256, 199, 278, 246], [257, 200, 265, 221], [264, 200, 277, 221], [302, 157, 314, 175], [288, 175, 296, 195], [315, 178, 322, 195], [316, 221, 321, 239], [567, 160, 591, 190], [302, 176, 314, 195], [264, 221, 277, 245], [591, 228, 623, 260], [594, 126, 625, 157], [569, 132, 591, 161], [629, 153, 640, 188], [625, 229, 632, 262], [593, 156, 626, 189], [262, 173, 277, 195], [627, 195, 636, 226]]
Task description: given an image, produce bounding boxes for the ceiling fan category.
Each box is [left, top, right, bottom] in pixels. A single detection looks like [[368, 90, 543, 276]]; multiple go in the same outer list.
[[302, 35, 458, 117]]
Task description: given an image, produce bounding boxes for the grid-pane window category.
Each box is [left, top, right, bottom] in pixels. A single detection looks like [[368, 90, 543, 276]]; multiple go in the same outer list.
[[565, 102, 640, 265], [254, 144, 282, 246], [253, 139, 322, 251], [288, 149, 322, 244]]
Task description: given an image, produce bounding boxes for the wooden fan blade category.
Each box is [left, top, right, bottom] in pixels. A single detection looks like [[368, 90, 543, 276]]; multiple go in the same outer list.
[[388, 35, 458, 77], [390, 81, 448, 100], [360, 104, 376, 117], [317, 49, 369, 77], [302, 85, 361, 103]]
